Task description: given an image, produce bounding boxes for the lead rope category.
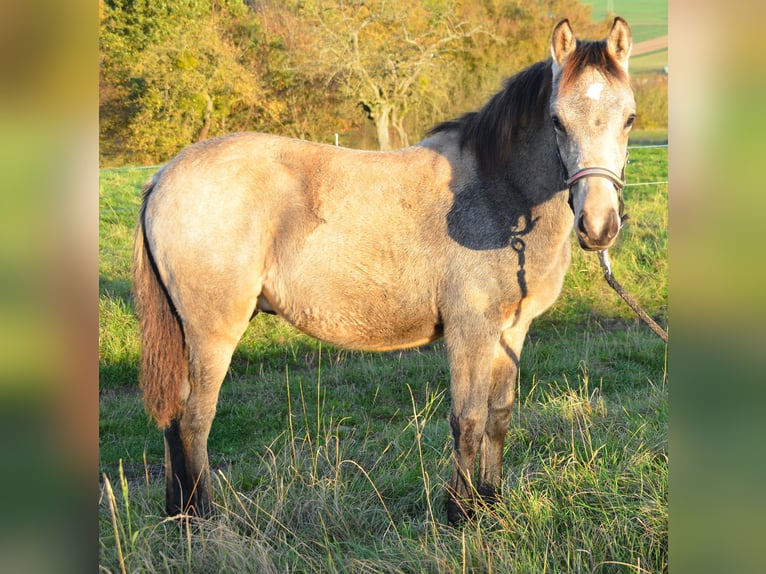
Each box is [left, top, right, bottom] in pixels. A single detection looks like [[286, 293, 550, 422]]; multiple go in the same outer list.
[[597, 250, 668, 343], [557, 148, 666, 342]]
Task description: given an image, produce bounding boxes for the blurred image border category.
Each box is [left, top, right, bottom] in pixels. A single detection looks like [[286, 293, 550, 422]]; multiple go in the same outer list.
[[4, 0, 764, 570], [670, 1, 766, 573], [0, 0, 98, 571]]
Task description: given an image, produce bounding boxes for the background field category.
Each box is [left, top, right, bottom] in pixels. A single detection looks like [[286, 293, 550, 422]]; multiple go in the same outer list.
[[585, 0, 668, 74], [99, 144, 667, 572], [583, 0, 669, 143], [585, 0, 667, 43]]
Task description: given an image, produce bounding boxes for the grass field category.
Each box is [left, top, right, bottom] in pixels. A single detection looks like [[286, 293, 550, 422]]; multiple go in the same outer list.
[[630, 52, 667, 75], [99, 144, 667, 572]]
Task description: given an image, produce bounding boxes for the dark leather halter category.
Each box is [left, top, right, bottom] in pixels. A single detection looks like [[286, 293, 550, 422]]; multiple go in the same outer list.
[[557, 148, 629, 223]]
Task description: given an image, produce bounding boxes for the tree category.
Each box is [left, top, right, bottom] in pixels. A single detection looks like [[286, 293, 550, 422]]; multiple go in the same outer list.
[[100, 0, 278, 164], [252, 1, 357, 144], [99, 0, 604, 163], [295, 0, 482, 150]]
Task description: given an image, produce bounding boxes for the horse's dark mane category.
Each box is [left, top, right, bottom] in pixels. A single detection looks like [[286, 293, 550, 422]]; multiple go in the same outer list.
[[429, 38, 627, 177], [428, 59, 552, 176]]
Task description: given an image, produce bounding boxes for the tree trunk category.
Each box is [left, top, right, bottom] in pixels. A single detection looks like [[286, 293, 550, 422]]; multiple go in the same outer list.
[[392, 107, 409, 148], [197, 93, 213, 142], [374, 103, 392, 151]]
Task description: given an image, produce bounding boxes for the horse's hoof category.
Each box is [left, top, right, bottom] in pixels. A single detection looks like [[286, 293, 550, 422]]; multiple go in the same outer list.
[[166, 500, 213, 520], [477, 483, 501, 506], [447, 496, 474, 526]]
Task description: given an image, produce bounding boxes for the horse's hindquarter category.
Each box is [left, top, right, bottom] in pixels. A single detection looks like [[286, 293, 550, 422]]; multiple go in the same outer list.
[[142, 134, 300, 340], [261, 142, 454, 351]]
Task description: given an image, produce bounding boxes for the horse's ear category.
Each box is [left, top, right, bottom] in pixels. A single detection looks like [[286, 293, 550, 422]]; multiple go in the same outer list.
[[551, 19, 576, 71], [606, 17, 632, 71]]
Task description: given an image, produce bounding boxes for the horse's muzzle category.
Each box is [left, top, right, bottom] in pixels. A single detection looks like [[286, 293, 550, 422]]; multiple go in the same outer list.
[[561, 154, 628, 252], [576, 209, 621, 251]]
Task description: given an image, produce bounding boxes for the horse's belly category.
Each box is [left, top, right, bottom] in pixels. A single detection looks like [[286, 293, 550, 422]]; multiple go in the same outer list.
[[259, 284, 443, 352]]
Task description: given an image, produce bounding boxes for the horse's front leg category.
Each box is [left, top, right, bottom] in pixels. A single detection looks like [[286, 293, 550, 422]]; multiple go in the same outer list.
[[445, 328, 497, 524], [478, 325, 529, 503]]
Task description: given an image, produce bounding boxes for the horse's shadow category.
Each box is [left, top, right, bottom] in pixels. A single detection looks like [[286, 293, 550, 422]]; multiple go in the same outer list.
[[446, 182, 539, 299], [446, 183, 537, 252]]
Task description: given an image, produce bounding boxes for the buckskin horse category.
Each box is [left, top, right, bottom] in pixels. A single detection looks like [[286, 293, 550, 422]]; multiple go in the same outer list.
[[133, 18, 635, 523]]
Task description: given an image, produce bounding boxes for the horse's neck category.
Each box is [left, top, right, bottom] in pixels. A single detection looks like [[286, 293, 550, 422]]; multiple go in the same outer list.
[[420, 127, 570, 231], [508, 127, 562, 197], [494, 128, 570, 227]]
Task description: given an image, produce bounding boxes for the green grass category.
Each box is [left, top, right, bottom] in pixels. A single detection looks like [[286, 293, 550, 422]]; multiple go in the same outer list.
[[99, 147, 667, 572], [629, 130, 667, 146]]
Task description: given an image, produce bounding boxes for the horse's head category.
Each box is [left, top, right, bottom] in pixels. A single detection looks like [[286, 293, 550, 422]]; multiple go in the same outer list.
[[550, 17, 635, 251]]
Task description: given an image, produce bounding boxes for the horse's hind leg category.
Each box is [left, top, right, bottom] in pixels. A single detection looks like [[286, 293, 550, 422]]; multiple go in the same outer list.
[[163, 329, 246, 516], [478, 325, 529, 503], [164, 419, 190, 515]]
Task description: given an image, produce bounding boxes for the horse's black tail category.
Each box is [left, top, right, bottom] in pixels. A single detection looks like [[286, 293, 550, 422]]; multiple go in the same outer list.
[[132, 180, 187, 429]]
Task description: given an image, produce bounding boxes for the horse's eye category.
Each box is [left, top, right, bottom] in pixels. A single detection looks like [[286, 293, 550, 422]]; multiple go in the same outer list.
[[551, 115, 565, 134], [625, 114, 636, 129]]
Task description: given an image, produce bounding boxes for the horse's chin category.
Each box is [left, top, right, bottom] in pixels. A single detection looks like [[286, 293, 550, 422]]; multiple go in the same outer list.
[[577, 236, 617, 252], [576, 219, 620, 251]]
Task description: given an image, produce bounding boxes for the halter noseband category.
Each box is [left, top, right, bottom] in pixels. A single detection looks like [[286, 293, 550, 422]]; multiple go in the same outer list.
[[566, 165, 625, 191], [557, 149, 629, 222]]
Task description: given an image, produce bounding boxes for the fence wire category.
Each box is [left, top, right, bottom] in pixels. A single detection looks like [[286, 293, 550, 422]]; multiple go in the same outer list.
[[99, 144, 668, 191]]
